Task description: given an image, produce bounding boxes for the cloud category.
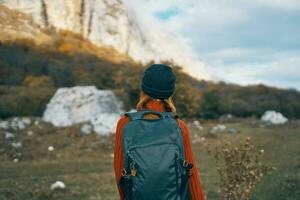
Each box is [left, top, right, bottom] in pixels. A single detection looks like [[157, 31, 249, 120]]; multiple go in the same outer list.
[[125, 0, 300, 90], [248, 0, 300, 10], [205, 48, 300, 89]]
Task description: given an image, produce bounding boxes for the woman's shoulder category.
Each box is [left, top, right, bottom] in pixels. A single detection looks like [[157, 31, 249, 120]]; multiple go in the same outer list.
[[117, 113, 189, 131], [176, 118, 189, 133], [176, 118, 188, 127], [117, 115, 130, 126]]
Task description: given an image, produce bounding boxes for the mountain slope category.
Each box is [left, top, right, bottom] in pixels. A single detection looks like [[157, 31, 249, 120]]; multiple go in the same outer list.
[[1, 34, 300, 119], [0, 0, 210, 79], [0, 2, 299, 120], [0, 4, 48, 42]]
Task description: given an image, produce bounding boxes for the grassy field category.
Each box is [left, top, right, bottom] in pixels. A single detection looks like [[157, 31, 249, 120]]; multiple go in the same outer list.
[[0, 118, 299, 200]]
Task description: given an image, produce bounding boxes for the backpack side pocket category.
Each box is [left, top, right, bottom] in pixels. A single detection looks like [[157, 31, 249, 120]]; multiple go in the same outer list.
[[119, 171, 133, 200], [180, 160, 193, 199]]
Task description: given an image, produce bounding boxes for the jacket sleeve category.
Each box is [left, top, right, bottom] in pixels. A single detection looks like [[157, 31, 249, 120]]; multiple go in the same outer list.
[[114, 116, 129, 200], [177, 119, 206, 200]]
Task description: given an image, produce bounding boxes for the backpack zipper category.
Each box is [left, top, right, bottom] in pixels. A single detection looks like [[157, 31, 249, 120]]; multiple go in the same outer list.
[[127, 151, 138, 177], [175, 152, 180, 195]]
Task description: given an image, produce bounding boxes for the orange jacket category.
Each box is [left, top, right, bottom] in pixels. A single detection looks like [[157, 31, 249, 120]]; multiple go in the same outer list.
[[114, 99, 206, 200]]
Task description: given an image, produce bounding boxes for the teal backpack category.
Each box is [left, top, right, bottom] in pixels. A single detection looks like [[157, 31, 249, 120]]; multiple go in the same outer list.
[[120, 110, 193, 200]]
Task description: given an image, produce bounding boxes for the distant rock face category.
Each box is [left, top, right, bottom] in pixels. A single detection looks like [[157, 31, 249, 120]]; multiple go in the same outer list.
[[42, 86, 123, 135], [261, 110, 288, 125], [211, 124, 226, 134], [0, 4, 48, 41], [0, 0, 210, 79]]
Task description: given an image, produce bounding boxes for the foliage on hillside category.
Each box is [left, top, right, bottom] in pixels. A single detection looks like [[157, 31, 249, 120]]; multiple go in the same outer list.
[[199, 82, 300, 119], [0, 86, 55, 118], [0, 32, 300, 119]]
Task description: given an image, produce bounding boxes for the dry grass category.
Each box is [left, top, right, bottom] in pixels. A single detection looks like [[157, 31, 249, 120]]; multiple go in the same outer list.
[[208, 138, 275, 200], [0, 118, 299, 200]]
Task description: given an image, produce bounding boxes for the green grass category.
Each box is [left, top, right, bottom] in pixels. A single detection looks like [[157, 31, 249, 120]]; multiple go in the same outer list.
[[0, 119, 299, 200], [0, 160, 117, 200], [193, 120, 300, 200]]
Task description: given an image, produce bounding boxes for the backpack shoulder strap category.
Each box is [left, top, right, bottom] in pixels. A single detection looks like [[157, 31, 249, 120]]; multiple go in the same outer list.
[[124, 111, 146, 121], [161, 112, 179, 119], [124, 110, 179, 121]]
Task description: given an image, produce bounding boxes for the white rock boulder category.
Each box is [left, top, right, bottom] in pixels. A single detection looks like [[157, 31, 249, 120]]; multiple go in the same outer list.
[[192, 120, 204, 131], [10, 117, 26, 130], [11, 141, 22, 148], [42, 86, 123, 135], [211, 124, 226, 134], [48, 146, 54, 152], [261, 110, 288, 125], [5, 132, 15, 139], [80, 124, 93, 135], [0, 121, 9, 129], [51, 181, 66, 190]]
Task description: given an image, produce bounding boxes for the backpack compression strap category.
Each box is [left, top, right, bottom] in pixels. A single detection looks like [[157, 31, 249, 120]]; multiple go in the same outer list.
[[124, 110, 178, 121]]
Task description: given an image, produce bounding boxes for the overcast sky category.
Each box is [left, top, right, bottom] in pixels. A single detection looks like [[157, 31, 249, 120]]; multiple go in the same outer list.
[[127, 0, 300, 90]]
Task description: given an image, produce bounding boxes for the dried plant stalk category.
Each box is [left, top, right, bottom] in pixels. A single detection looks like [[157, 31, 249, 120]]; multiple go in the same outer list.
[[209, 138, 274, 200]]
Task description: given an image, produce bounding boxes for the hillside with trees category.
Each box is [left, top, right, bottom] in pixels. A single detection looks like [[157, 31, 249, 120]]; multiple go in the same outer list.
[[1, 31, 300, 119]]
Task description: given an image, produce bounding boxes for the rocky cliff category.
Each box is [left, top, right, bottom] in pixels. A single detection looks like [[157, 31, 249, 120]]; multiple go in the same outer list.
[[0, 0, 210, 79]]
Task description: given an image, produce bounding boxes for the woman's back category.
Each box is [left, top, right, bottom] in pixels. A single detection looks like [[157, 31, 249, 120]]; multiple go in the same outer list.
[[114, 99, 205, 200]]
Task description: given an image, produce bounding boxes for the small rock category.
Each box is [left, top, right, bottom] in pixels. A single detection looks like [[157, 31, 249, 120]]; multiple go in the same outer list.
[[13, 158, 19, 163], [80, 124, 93, 135], [27, 131, 34, 136], [196, 125, 204, 131], [260, 149, 264, 154], [5, 132, 15, 139], [220, 114, 234, 120], [227, 128, 237, 134], [10, 121, 18, 130], [34, 120, 40, 126], [192, 135, 206, 144], [10, 118, 27, 130], [17, 121, 26, 130], [51, 181, 66, 190], [192, 120, 204, 131], [22, 117, 31, 125], [211, 124, 226, 134], [11, 142, 22, 148], [192, 120, 200, 126], [0, 121, 9, 129], [48, 146, 54, 152], [192, 138, 199, 144]]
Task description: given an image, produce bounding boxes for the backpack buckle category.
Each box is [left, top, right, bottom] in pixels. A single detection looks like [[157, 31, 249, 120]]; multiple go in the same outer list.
[[131, 168, 137, 176], [183, 160, 188, 168], [130, 162, 138, 176], [182, 160, 193, 169], [121, 169, 128, 176]]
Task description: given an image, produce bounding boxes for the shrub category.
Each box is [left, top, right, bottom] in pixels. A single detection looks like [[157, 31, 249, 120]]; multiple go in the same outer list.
[[208, 138, 275, 200], [1, 34, 300, 119], [22, 75, 53, 87], [0, 86, 55, 118]]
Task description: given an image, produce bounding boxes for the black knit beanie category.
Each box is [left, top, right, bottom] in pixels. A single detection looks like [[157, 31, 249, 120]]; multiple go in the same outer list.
[[141, 64, 176, 100]]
